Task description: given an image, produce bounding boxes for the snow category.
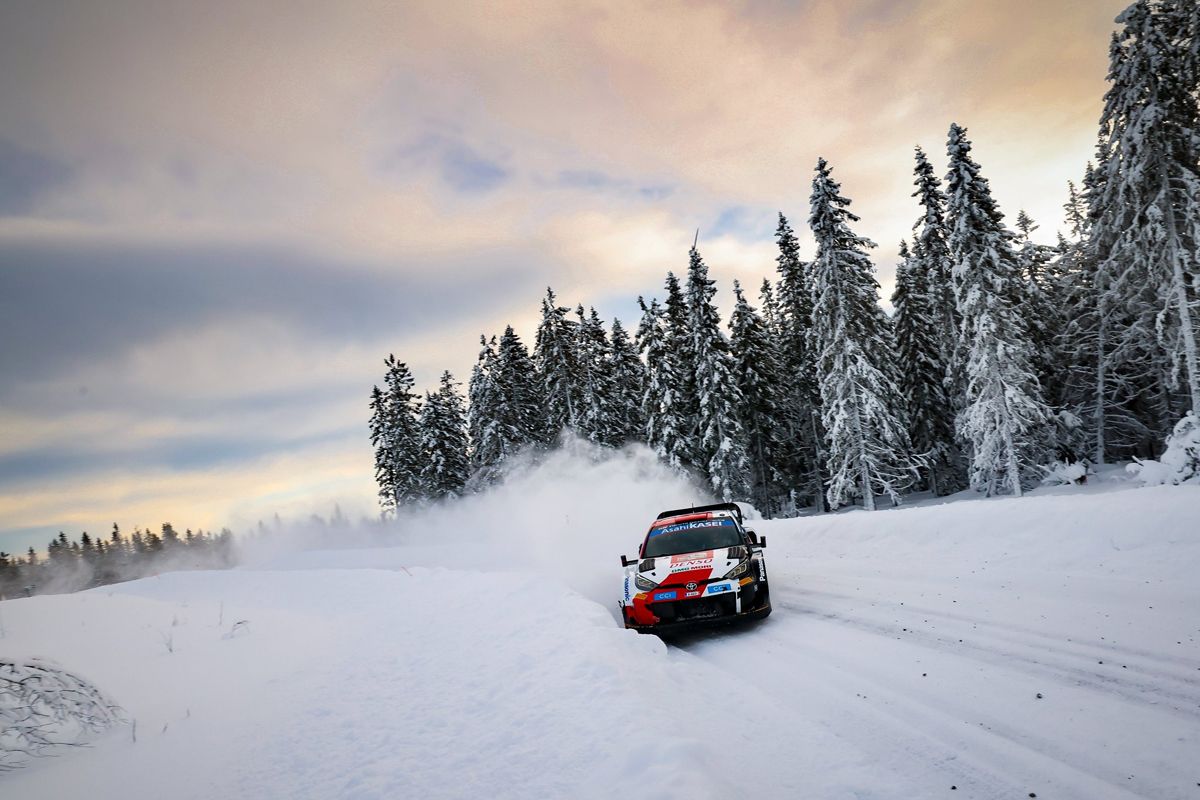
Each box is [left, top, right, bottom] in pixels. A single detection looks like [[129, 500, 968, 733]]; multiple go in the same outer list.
[[2, 451, 1198, 799], [1129, 412, 1200, 486]]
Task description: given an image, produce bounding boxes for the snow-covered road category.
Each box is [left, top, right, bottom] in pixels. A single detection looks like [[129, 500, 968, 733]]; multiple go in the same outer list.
[[2, 468, 1198, 799]]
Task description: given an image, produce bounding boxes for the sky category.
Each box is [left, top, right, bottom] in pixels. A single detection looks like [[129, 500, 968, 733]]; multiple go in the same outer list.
[[0, 0, 1127, 554]]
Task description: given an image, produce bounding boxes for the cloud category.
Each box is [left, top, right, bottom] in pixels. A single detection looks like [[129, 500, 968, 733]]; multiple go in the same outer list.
[[0, 0, 1129, 541]]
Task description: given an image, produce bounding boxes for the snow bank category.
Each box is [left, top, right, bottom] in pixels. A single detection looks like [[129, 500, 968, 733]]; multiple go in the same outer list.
[[1129, 411, 1200, 486]]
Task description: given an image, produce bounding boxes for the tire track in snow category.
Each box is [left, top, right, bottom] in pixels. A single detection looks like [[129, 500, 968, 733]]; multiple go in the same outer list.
[[773, 585, 1200, 723], [792, 584, 1200, 674]]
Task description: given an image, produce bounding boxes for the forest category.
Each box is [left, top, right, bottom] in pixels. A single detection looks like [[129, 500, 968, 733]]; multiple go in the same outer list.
[[369, 1, 1200, 517]]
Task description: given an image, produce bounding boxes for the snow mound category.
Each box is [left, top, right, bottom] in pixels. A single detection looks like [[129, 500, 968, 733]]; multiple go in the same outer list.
[[1128, 411, 1200, 486], [1, 658, 127, 771]]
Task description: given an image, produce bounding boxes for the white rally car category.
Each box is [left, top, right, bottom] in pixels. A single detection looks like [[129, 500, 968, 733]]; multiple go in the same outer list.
[[619, 502, 770, 632]]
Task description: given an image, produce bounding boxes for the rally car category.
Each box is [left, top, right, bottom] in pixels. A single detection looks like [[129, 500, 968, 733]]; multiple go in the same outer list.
[[619, 502, 770, 633]]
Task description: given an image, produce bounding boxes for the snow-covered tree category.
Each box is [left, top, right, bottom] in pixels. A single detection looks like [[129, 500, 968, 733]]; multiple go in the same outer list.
[[729, 280, 786, 512], [418, 371, 470, 500], [489, 325, 547, 459], [575, 305, 619, 446], [608, 317, 646, 444], [467, 335, 501, 473], [1013, 210, 1065, 407], [891, 239, 962, 495], [533, 288, 581, 438], [911, 146, 960, 390], [686, 245, 751, 501], [809, 158, 916, 510], [636, 297, 673, 459], [369, 355, 424, 512], [773, 213, 826, 511], [945, 124, 1051, 496], [1093, 0, 1200, 425], [660, 272, 700, 471]]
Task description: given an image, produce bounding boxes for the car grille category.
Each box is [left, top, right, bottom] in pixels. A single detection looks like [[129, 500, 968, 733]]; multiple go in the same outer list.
[[651, 595, 736, 622]]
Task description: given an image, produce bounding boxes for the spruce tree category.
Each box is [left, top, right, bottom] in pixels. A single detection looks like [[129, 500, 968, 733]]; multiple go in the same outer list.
[[1060, 163, 1153, 462], [489, 325, 547, 460], [637, 297, 680, 464], [370, 355, 424, 512], [911, 146, 960, 399], [1013, 211, 1065, 408], [660, 272, 700, 471], [608, 317, 647, 444], [533, 288, 581, 438], [686, 245, 751, 501], [1093, 0, 1200, 424], [575, 306, 619, 446], [891, 239, 962, 495], [809, 158, 916, 510], [467, 335, 501, 473], [773, 213, 826, 511], [419, 371, 471, 500], [729, 280, 786, 512], [945, 124, 1051, 496]]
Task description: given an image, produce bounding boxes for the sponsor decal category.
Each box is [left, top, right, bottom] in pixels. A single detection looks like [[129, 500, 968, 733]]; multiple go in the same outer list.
[[706, 582, 732, 595], [652, 518, 736, 537], [685, 591, 701, 598], [623, 575, 631, 601], [670, 550, 713, 567], [653, 590, 677, 601]]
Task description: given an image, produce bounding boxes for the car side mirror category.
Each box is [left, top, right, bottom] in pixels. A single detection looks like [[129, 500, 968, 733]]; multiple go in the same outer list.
[[747, 530, 759, 544], [759, 536, 766, 548], [620, 554, 635, 567]]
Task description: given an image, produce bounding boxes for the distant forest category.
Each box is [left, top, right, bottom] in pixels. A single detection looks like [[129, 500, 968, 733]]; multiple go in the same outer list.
[[370, 1, 1200, 517], [0, 524, 236, 599]]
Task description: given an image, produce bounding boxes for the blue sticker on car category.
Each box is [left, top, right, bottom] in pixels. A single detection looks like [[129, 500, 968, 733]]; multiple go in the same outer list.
[[653, 590, 677, 601], [706, 583, 731, 595]]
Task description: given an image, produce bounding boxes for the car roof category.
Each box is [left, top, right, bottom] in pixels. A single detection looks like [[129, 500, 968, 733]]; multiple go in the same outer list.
[[647, 510, 740, 532]]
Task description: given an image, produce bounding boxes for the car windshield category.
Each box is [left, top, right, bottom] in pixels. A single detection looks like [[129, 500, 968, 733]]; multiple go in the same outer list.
[[642, 518, 742, 558]]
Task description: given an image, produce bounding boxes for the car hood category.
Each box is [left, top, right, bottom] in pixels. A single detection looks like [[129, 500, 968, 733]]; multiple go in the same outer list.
[[638, 547, 743, 588]]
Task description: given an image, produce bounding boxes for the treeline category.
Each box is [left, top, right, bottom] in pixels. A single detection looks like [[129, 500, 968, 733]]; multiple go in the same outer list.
[[0, 524, 236, 598], [370, 1, 1199, 516]]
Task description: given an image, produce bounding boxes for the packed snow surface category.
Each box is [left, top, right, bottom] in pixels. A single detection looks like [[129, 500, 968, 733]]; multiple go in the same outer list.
[[2, 459, 1198, 799]]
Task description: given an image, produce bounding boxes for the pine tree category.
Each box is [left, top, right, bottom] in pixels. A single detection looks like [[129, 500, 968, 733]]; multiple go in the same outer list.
[[891, 239, 962, 495], [660, 272, 700, 471], [608, 317, 646, 444], [687, 245, 751, 501], [911, 146, 961, 400], [419, 371, 471, 500], [1093, 0, 1200, 426], [637, 295, 688, 467], [1060, 163, 1153, 462], [468, 335, 500, 473], [809, 158, 916, 510], [773, 213, 826, 511], [369, 355, 424, 512], [575, 306, 619, 446], [729, 280, 786, 512], [489, 325, 547, 461], [533, 287, 581, 438], [1013, 211, 1066, 409], [945, 124, 1051, 496]]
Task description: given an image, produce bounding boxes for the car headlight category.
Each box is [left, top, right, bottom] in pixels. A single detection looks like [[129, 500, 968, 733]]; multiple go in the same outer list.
[[724, 559, 749, 579], [634, 572, 659, 591]]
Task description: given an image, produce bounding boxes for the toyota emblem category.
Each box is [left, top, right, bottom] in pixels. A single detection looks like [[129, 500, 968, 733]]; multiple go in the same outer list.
[[685, 582, 697, 591]]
